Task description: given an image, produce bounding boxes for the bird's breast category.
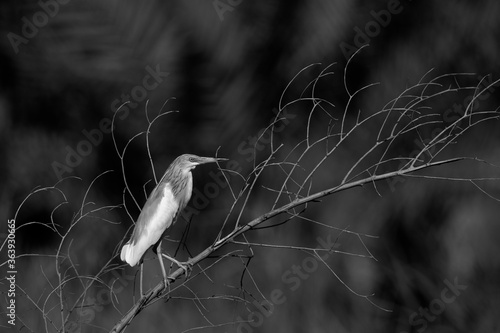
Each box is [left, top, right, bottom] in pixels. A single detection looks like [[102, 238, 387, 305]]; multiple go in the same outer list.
[[183, 172, 193, 206], [150, 184, 180, 231]]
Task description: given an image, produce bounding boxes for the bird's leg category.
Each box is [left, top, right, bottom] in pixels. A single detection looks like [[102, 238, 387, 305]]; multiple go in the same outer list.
[[140, 262, 144, 297], [156, 241, 169, 290], [161, 253, 192, 279]]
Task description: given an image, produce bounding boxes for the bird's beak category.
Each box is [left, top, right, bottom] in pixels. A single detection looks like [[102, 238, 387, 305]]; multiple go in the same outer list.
[[197, 157, 228, 165]]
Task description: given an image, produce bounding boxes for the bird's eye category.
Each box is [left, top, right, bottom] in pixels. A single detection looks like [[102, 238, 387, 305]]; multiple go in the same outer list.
[[189, 157, 195, 162]]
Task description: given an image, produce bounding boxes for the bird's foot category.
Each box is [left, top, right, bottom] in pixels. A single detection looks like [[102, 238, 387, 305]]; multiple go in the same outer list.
[[178, 261, 193, 280], [162, 276, 170, 291], [161, 254, 192, 279]]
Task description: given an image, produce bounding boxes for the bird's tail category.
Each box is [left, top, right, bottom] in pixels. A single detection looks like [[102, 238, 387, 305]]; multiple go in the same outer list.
[[120, 242, 141, 267]]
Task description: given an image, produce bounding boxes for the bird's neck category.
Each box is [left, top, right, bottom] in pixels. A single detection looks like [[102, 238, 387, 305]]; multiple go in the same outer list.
[[166, 166, 193, 204]]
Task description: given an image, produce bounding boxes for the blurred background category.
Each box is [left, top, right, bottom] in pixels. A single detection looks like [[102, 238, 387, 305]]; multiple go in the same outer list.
[[1, 0, 500, 332]]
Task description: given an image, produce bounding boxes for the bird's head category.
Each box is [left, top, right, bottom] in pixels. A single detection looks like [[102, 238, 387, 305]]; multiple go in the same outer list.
[[175, 154, 226, 171]]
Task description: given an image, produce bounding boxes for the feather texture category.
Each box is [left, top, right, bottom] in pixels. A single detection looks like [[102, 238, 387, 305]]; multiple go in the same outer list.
[[121, 183, 179, 266], [120, 154, 220, 267]]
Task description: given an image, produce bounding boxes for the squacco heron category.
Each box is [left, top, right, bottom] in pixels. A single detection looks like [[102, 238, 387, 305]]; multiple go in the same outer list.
[[120, 154, 225, 293]]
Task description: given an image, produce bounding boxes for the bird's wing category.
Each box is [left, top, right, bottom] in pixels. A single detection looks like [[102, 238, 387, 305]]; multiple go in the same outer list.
[[121, 182, 179, 266]]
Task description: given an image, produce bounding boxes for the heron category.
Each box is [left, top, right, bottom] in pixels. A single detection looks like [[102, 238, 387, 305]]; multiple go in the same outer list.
[[120, 154, 225, 293]]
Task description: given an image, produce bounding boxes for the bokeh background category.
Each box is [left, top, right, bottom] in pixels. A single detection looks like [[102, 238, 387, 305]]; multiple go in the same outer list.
[[1, 0, 500, 332]]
